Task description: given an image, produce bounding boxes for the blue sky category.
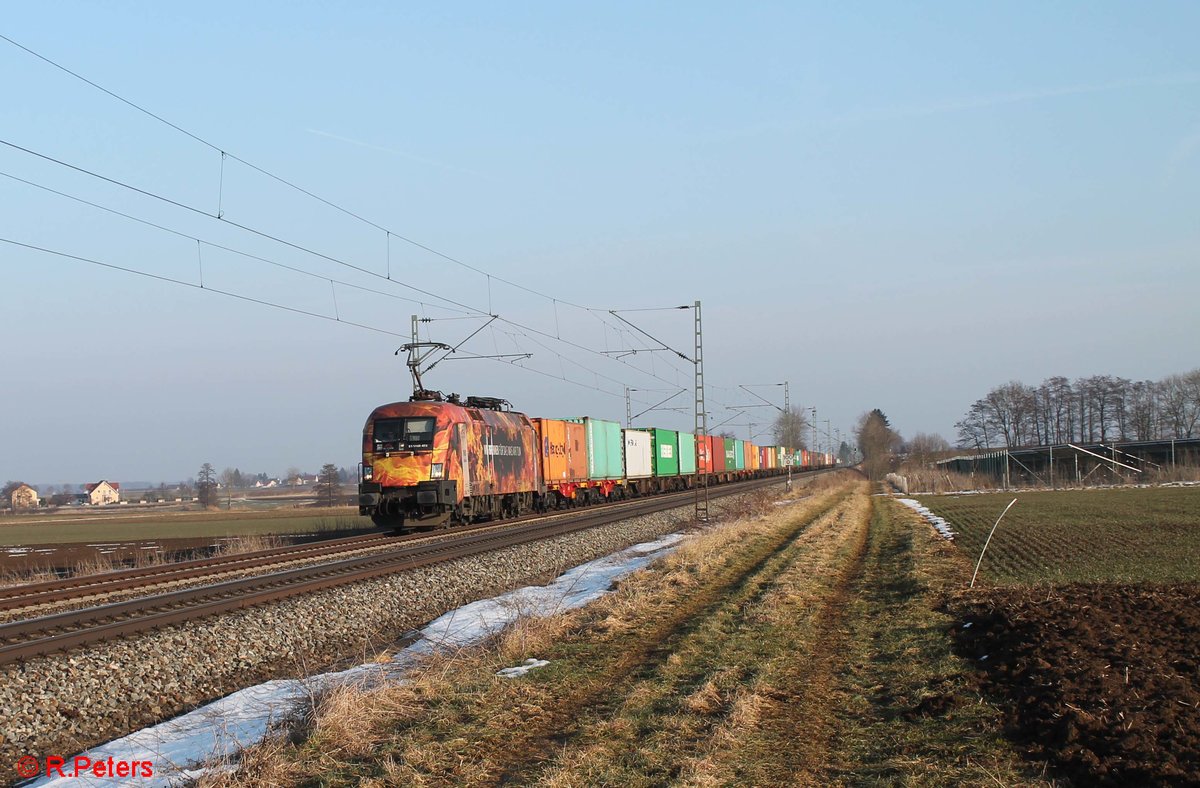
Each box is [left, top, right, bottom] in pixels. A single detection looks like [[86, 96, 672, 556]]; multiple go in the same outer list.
[[2, 2, 1198, 484]]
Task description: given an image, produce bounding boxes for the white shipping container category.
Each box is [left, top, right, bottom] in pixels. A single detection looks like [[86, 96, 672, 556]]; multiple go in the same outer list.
[[623, 429, 653, 479]]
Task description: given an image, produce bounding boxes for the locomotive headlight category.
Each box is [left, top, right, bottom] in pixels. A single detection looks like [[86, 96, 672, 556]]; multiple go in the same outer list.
[[362, 465, 373, 481], [430, 463, 444, 480]]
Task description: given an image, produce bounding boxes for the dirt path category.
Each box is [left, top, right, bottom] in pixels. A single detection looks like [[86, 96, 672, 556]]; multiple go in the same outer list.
[[521, 485, 871, 786]]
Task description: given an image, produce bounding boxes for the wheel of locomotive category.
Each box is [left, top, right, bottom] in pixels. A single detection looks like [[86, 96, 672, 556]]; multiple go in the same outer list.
[[372, 513, 407, 535]]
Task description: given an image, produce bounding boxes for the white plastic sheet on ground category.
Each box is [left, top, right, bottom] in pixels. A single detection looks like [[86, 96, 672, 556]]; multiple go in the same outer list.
[[895, 498, 956, 540], [26, 532, 686, 787]]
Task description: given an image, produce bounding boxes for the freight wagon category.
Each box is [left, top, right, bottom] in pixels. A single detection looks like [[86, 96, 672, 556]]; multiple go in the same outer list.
[[359, 394, 831, 532]]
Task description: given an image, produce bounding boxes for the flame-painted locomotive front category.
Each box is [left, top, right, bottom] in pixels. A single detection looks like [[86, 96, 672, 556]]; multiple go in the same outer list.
[[358, 399, 541, 530], [358, 401, 458, 529]]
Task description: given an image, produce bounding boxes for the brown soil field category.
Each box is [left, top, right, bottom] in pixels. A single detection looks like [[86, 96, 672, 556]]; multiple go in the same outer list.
[[952, 583, 1200, 786]]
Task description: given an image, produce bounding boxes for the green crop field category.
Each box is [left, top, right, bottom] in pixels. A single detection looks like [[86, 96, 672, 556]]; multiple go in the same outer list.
[[913, 487, 1200, 585], [0, 506, 370, 545]]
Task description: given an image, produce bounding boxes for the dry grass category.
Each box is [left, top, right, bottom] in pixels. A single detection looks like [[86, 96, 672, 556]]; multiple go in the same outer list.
[[203, 474, 1039, 786], [213, 533, 286, 557], [205, 482, 860, 786], [0, 533, 289, 591], [897, 466, 997, 494], [818, 497, 1052, 786], [676, 489, 874, 786], [0, 565, 62, 589], [900, 460, 1200, 494]]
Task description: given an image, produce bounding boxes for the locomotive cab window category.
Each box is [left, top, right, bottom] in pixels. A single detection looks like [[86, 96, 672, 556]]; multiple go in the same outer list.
[[373, 417, 436, 450]]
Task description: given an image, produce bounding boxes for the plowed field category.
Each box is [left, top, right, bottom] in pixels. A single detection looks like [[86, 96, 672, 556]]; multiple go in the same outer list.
[[952, 583, 1200, 786]]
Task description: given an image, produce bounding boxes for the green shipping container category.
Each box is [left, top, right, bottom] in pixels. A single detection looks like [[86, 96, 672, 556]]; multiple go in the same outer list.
[[650, 428, 679, 476], [566, 417, 623, 480], [725, 441, 738, 469], [733, 439, 746, 470], [678, 432, 697, 475]]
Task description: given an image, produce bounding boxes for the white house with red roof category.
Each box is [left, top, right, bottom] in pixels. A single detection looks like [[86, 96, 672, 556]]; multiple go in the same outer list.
[[85, 480, 121, 505]]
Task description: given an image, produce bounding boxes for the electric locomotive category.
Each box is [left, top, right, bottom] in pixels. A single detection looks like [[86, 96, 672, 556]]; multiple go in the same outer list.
[[357, 393, 541, 531]]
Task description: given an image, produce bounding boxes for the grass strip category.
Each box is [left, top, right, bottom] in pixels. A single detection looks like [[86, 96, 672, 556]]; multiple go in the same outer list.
[[818, 497, 1052, 786], [530, 484, 871, 786], [203, 479, 856, 787]]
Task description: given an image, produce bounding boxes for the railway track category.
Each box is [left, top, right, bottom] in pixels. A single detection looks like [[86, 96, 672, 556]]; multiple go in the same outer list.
[[0, 473, 822, 666], [2, 494, 691, 619], [0, 532, 396, 614]]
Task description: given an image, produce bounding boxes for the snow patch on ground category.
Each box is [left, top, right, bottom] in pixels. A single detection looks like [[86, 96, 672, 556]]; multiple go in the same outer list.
[[896, 498, 956, 540], [26, 532, 686, 787], [496, 658, 550, 678]]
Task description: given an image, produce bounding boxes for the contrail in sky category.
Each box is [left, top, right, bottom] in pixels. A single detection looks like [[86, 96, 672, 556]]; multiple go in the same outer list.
[[726, 72, 1200, 138], [874, 72, 1200, 119]]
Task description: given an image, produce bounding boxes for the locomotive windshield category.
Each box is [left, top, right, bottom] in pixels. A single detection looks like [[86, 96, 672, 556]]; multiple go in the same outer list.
[[373, 417, 436, 450]]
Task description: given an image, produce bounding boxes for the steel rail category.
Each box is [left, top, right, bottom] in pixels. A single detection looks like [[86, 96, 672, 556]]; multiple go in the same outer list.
[[2, 471, 792, 613], [0, 471, 831, 664], [0, 532, 396, 612], [1, 481, 737, 614]]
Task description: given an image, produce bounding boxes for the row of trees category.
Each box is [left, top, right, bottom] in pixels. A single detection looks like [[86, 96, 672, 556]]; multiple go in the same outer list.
[[196, 462, 345, 507], [955, 370, 1200, 449]]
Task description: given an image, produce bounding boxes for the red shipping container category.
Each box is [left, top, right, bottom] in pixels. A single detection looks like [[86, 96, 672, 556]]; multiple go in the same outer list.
[[712, 436, 727, 472]]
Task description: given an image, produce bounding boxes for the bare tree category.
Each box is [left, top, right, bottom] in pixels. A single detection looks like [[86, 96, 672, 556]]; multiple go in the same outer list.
[[955, 400, 994, 450], [220, 467, 240, 509], [957, 368, 1200, 448], [772, 405, 809, 449], [907, 432, 951, 466], [1045, 376, 1074, 443], [1162, 371, 1200, 438]]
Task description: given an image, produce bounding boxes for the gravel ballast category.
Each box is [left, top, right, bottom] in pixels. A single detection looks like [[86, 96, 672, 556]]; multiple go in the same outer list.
[[0, 489, 779, 771]]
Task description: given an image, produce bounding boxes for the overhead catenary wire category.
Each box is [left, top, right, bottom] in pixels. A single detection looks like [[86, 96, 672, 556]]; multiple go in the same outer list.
[[1, 31, 713, 368], [1, 233, 686, 408], [0, 32, 600, 312], [0, 137, 701, 395], [1, 237, 408, 338], [0, 169, 475, 316], [2, 35, 771, 412], [0, 137, 486, 317]]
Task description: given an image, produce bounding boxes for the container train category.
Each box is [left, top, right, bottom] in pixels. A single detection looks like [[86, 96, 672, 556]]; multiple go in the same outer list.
[[357, 394, 835, 531]]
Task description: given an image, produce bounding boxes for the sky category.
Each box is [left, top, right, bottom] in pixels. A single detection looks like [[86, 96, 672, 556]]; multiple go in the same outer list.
[[2, 2, 1198, 485]]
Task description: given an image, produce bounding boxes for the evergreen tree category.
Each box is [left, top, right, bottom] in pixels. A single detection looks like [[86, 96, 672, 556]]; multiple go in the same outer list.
[[196, 463, 217, 507], [314, 463, 341, 507]]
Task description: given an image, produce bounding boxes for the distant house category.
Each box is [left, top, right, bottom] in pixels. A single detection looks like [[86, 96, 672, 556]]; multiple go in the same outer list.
[[11, 484, 39, 510], [85, 480, 121, 506]]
